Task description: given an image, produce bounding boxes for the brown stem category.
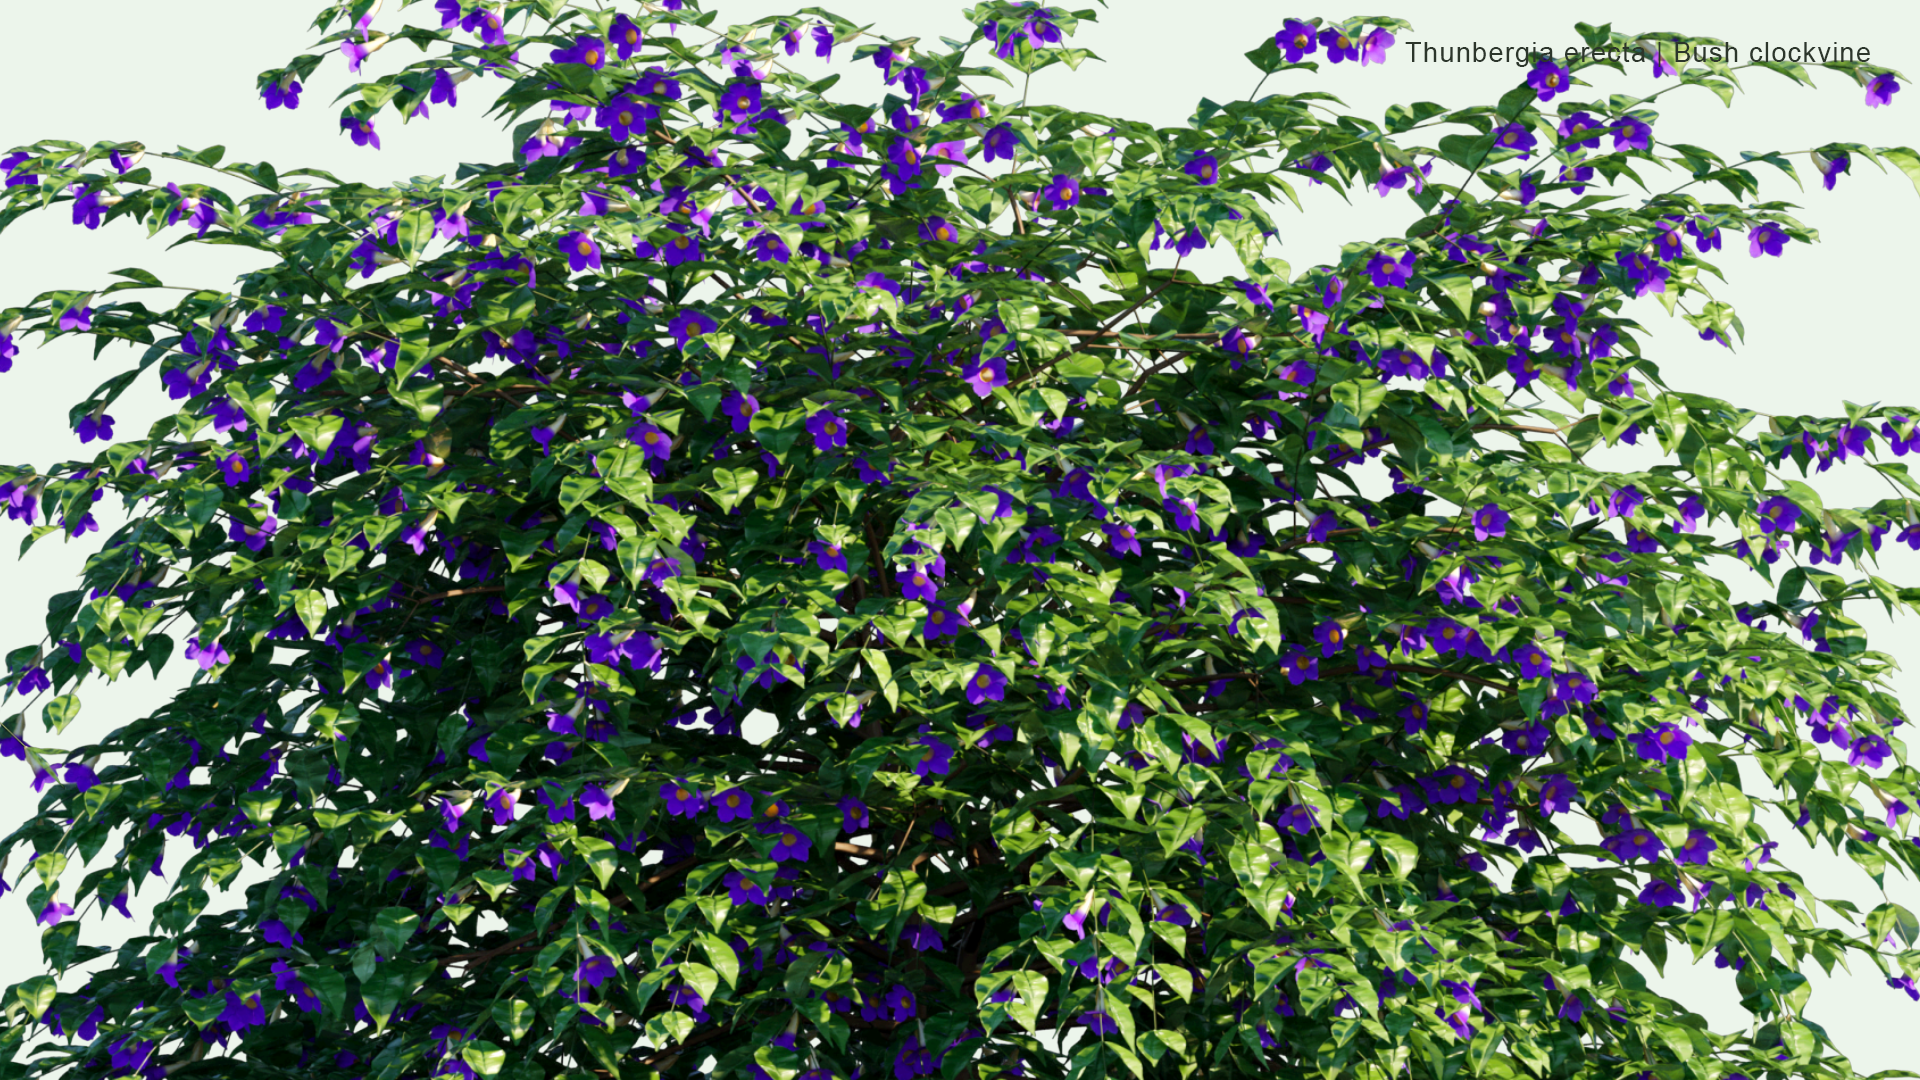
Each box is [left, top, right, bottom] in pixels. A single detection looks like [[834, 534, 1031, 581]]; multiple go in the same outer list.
[[438, 933, 535, 971]]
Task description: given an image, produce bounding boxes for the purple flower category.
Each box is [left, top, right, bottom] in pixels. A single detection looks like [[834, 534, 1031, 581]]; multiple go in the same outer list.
[[1632, 722, 1691, 762], [1756, 496, 1801, 534], [839, 795, 869, 833], [1501, 642, 1549, 684], [1493, 122, 1536, 157], [561, 230, 602, 273], [661, 781, 706, 819], [1558, 112, 1602, 149], [914, 735, 954, 777], [633, 66, 683, 100], [965, 664, 1007, 705], [1282, 650, 1319, 685], [1359, 27, 1395, 65], [1276, 20, 1317, 62], [1849, 735, 1892, 770], [1319, 26, 1359, 63], [341, 116, 380, 150], [1601, 828, 1665, 862], [718, 81, 763, 121], [1473, 503, 1509, 541], [1375, 161, 1430, 197], [923, 603, 968, 640], [1277, 804, 1317, 835], [630, 422, 672, 462], [575, 955, 618, 990], [1673, 830, 1716, 866], [899, 568, 938, 603], [1539, 774, 1576, 815], [552, 35, 608, 69], [807, 541, 849, 572], [714, 788, 752, 823], [1043, 175, 1081, 209], [1425, 766, 1480, 805], [807, 410, 849, 452], [1184, 153, 1220, 186], [982, 124, 1018, 163], [1313, 621, 1345, 656], [598, 96, 653, 141], [75, 412, 115, 444], [1367, 249, 1416, 289], [1610, 114, 1652, 152], [963, 356, 1009, 398], [721, 391, 759, 433], [1748, 223, 1788, 258], [184, 636, 231, 670], [581, 784, 616, 821], [656, 227, 702, 266], [262, 76, 303, 111], [726, 870, 767, 906], [763, 822, 811, 862], [1867, 73, 1901, 108], [1818, 153, 1850, 191], [608, 13, 644, 57], [1503, 723, 1549, 757], [1637, 879, 1687, 907], [667, 309, 717, 349], [1527, 57, 1572, 101]]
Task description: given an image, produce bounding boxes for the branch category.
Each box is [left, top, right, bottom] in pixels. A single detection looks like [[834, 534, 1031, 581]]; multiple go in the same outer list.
[[438, 933, 535, 971]]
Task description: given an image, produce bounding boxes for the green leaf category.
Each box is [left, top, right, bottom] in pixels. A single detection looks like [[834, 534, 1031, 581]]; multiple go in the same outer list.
[[493, 998, 537, 1043], [371, 906, 419, 957], [293, 589, 329, 636]]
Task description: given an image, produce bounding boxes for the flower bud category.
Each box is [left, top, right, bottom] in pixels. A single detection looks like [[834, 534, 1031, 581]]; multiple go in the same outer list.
[[0, 315, 21, 336], [482, 234, 499, 248], [1477, 300, 1498, 317]]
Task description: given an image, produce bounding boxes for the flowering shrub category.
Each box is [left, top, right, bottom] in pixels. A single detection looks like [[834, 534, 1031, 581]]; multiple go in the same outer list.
[[0, 2, 1916, 1078]]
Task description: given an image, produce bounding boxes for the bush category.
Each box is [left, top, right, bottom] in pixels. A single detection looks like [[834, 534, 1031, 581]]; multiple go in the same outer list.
[[0, 4, 1916, 1079]]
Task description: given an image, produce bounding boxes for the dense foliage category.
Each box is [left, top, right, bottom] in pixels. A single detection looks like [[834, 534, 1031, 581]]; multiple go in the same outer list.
[[0, 2, 1917, 1079]]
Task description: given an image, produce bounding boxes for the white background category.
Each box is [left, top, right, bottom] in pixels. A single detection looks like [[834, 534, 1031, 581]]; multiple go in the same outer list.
[[0, 0, 1915, 1069]]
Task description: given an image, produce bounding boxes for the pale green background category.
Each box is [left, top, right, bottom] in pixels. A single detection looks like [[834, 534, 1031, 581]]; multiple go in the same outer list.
[[0, 0, 1914, 1068]]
